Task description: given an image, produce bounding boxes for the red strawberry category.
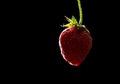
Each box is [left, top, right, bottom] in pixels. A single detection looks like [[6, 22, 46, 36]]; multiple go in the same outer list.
[[59, 25, 92, 66], [59, 0, 92, 66]]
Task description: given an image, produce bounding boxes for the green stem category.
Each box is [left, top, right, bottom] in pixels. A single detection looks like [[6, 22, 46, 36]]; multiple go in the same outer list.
[[77, 0, 83, 25]]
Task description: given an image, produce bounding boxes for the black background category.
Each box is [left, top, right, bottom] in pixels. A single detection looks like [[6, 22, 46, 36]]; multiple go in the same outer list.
[[2, 0, 119, 83], [21, 0, 97, 82]]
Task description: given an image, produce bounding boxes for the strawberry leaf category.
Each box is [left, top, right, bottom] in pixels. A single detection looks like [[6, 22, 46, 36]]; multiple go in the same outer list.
[[63, 23, 73, 27], [71, 16, 78, 25], [65, 16, 73, 23]]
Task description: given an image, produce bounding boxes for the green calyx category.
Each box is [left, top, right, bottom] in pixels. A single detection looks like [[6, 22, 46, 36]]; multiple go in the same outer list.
[[63, 16, 79, 27], [62, 0, 83, 29], [62, 16, 89, 33]]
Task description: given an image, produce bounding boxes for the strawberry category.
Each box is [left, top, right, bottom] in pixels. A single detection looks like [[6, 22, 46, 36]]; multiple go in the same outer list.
[[59, 0, 92, 66]]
